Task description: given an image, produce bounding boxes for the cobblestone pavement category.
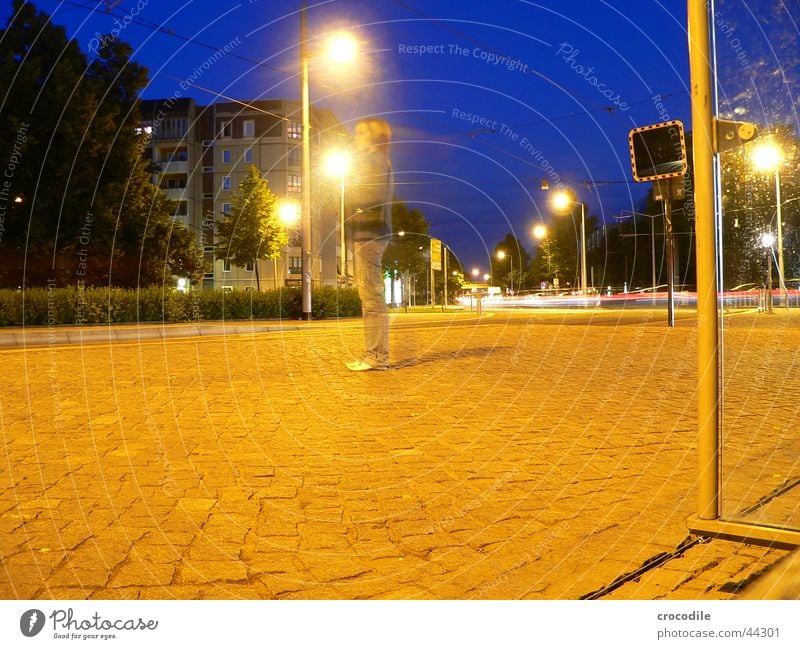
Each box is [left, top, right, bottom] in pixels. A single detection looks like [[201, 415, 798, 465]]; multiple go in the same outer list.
[[0, 309, 796, 599]]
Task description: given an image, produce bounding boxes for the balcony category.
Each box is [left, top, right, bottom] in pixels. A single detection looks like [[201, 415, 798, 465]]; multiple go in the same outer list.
[[157, 160, 188, 174], [163, 188, 188, 202]]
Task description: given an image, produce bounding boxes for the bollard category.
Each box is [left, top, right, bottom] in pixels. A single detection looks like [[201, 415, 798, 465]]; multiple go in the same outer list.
[[476, 294, 482, 317]]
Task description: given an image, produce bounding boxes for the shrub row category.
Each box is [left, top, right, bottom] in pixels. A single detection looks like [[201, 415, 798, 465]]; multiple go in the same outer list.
[[0, 286, 362, 326]]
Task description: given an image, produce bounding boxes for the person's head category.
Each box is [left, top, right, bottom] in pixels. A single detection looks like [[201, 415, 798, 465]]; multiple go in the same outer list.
[[353, 117, 391, 155]]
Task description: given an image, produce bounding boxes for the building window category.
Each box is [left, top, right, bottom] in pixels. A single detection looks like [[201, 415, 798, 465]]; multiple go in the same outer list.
[[220, 121, 232, 138], [245, 261, 254, 271], [222, 149, 231, 164], [165, 176, 186, 189], [243, 120, 255, 137], [157, 118, 187, 139], [223, 259, 232, 272], [288, 256, 301, 273], [288, 121, 302, 139], [244, 148, 254, 163], [222, 176, 231, 191], [288, 146, 300, 166], [222, 203, 231, 215], [287, 174, 301, 193]]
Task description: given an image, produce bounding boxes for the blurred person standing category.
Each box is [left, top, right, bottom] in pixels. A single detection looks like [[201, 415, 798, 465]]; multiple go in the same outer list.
[[346, 117, 394, 371]]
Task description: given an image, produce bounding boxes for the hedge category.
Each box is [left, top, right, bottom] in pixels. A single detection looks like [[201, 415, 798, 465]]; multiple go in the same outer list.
[[0, 286, 362, 326]]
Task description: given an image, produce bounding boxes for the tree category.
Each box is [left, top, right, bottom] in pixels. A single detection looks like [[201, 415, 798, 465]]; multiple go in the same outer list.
[[0, 1, 203, 288], [383, 201, 431, 303], [215, 165, 287, 290], [491, 233, 531, 291]]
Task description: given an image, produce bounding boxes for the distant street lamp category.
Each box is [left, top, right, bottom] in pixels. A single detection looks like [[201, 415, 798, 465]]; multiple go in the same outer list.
[[751, 141, 788, 308], [483, 273, 491, 281], [278, 198, 300, 226], [532, 224, 547, 240], [471, 267, 480, 278], [550, 190, 588, 294], [761, 232, 776, 313], [323, 148, 352, 286], [299, 1, 358, 318], [496, 249, 513, 293]]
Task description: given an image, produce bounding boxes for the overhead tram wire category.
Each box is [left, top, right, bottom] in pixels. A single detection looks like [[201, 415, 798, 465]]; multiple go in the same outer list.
[[48, 0, 290, 75], [56, 0, 680, 188], [390, 0, 635, 129]]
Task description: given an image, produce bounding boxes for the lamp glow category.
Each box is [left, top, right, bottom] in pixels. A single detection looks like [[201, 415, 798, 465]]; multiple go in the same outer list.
[[278, 199, 300, 226], [323, 149, 351, 179], [325, 32, 358, 64], [751, 142, 782, 172]]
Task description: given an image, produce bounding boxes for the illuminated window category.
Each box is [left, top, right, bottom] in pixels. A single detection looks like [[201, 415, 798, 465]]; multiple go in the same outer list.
[[288, 121, 302, 139], [287, 174, 301, 193]]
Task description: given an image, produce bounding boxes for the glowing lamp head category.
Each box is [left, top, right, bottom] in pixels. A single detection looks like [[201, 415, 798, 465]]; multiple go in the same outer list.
[[471, 268, 480, 277], [326, 32, 358, 64], [323, 149, 351, 178], [533, 224, 547, 240], [761, 232, 776, 248], [278, 199, 300, 226], [751, 143, 782, 172], [552, 191, 572, 211], [496, 250, 506, 260], [483, 273, 491, 281]]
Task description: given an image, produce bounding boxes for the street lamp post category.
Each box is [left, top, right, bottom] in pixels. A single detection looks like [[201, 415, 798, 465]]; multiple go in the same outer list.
[[751, 142, 788, 308], [761, 232, 775, 313], [300, 2, 312, 320], [323, 149, 352, 287], [551, 191, 588, 294], [298, 3, 357, 319], [496, 249, 513, 293]]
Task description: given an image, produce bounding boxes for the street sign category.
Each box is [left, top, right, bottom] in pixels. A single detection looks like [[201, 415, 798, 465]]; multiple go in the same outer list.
[[430, 238, 442, 271], [629, 120, 688, 182]]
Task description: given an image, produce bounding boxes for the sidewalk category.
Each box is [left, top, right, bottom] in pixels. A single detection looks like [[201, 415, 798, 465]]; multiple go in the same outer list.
[[0, 309, 793, 599], [0, 320, 319, 348]]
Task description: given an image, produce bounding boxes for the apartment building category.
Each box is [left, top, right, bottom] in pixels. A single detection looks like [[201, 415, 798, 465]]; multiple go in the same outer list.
[[139, 97, 349, 290]]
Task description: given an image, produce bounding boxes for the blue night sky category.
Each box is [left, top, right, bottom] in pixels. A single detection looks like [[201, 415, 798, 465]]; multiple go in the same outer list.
[[17, 0, 693, 271]]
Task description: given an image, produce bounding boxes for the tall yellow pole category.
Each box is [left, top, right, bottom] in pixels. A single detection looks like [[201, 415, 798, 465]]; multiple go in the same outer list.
[[300, 1, 313, 319], [688, 0, 720, 520]]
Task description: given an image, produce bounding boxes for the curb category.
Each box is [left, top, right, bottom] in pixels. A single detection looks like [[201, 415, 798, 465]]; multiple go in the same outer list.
[[0, 323, 314, 349]]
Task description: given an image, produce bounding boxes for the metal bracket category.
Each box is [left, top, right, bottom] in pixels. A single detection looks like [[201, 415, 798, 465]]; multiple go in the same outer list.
[[715, 118, 759, 153]]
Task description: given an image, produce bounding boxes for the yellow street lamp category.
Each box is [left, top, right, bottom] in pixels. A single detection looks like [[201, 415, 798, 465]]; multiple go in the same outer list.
[[496, 249, 513, 292], [299, 4, 359, 318], [483, 273, 491, 281], [277, 198, 300, 226], [323, 149, 353, 286], [751, 142, 782, 172], [550, 189, 587, 294], [751, 141, 788, 307], [532, 224, 547, 240], [325, 32, 358, 64]]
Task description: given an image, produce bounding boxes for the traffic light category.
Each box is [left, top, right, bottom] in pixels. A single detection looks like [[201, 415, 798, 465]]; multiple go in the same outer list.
[[628, 120, 688, 182]]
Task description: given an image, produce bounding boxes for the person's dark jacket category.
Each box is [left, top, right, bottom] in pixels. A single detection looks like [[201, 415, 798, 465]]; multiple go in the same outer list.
[[349, 149, 393, 242]]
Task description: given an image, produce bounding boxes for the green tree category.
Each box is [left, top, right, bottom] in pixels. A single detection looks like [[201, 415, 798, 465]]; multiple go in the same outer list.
[[0, 1, 203, 288], [491, 233, 531, 291], [383, 201, 431, 303], [216, 165, 287, 290]]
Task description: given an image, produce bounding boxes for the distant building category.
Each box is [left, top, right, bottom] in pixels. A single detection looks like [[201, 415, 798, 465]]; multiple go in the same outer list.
[[138, 97, 349, 290]]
